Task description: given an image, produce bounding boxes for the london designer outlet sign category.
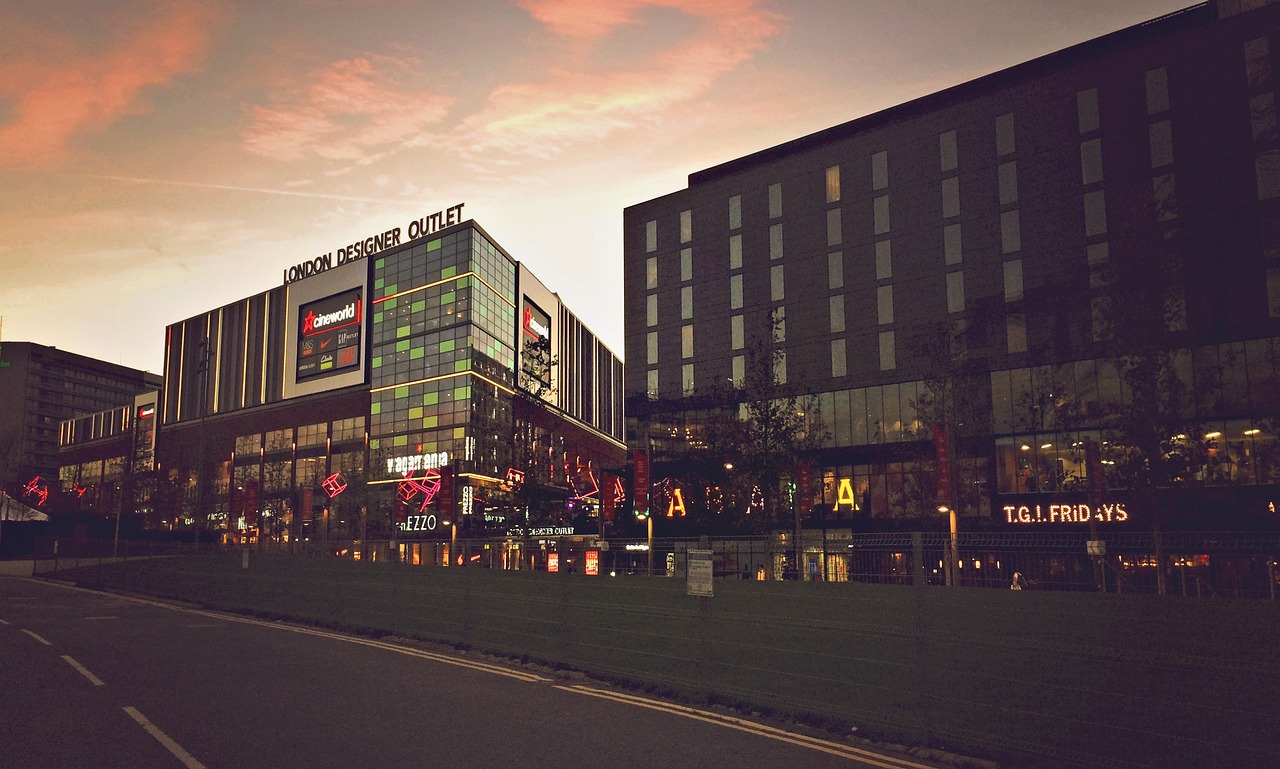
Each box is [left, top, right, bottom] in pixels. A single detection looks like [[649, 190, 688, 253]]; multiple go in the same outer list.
[[283, 203, 465, 285]]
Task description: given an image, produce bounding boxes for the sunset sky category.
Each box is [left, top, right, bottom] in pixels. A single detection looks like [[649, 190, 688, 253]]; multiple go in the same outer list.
[[0, 0, 1196, 374]]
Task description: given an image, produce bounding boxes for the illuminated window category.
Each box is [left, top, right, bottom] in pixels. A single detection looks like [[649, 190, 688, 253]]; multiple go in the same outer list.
[[1150, 120, 1175, 166], [878, 331, 896, 371], [996, 113, 1015, 157], [770, 224, 783, 259], [1084, 190, 1107, 235], [875, 240, 892, 280], [946, 271, 966, 314], [877, 285, 894, 325], [1145, 67, 1169, 114], [680, 210, 692, 243], [728, 195, 742, 230], [939, 130, 958, 171], [771, 265, 785, 301], [681, 324, 693, 358], [774, 351, 787, 385], [645, 220, 657, 252], [1007, 314, 1027, 354], [647, 369, 658, 398], [1004, 260, 1024, 302], [682, 364, 694, 395], [298, 422, 326, 447], [772, 307, 786, 343], [1080, 138, 1103, 185], [646, 294, 657, 327], [831, 339, 847, 378], [647, 332, 658, 365], [768, 183, 782, 219], [998, 162, 1018, 205], [1246, 38, 1271, 89], [944, 224, 962, 265], [729, 235, 742, 269], [941, 178, 959, 218], [732, 355, 745, 387], [827, 209, 842, 246], [1001, 211, 1021, 253], [1077, 87, 1099, 134], [874, 196, 890, 234], [828, 251, 843, 289], [826, 165, 841, 203], [730, 274, 743, 310], [646, 256, 657, 289], [1153, 174, 1178, 220], [830, 295, 845, 333], [871, 150, 888, 190], [731, 314, 744, 350], [681, 286, 693, 320], [680, 248, 692, 281]]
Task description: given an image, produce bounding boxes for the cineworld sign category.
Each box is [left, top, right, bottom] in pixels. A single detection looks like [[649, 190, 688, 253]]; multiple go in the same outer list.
[[283, 202, 465, 284], [1003, 501, 1130, 525]]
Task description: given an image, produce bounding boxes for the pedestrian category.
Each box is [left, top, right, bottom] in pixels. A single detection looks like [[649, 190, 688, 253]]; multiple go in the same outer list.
[[1011, 571, 1025, 590]]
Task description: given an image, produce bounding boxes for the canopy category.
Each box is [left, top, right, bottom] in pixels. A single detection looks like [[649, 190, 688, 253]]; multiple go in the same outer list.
[[0, 492, 49, 522]]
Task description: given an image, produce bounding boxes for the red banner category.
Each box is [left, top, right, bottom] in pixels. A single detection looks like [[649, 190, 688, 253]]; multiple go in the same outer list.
[[933, 423, 952, 506], [632, 449, 649, 518]]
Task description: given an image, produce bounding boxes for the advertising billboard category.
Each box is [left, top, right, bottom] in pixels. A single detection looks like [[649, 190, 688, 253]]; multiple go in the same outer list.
[[296, 288, 362, 382]]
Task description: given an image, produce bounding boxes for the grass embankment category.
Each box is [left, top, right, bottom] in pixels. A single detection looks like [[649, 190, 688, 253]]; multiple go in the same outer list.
[[55, 554, 1280, 769]]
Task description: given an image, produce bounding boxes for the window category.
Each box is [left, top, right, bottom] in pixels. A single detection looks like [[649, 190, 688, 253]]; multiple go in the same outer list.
[[994, 155, 1026, 206], [646, 369, 658, 398], [1080, 139, 1103, 185], [682, 364, 694, 396], [768, 183, 782, 219], [830, 295, 845, 333], [939, 130, 958, 171], [732, 356, 745, 387], [879, 331, 896, 371], [731, 315, 744, 350], [875, 240, 892, 280], [645, 220, 657, 252], [1007, 314, 1027, 354], [680, 209, 692, 243], [680, 248, 692, 281], [646, 294, 657, 327], [828, 251, 844, 289], [771, 265, 785, 301], [1252, 94, 1277, 142], [995, 112, 1016, 157], [680, 286, 693, 320], [1001, 211, 1021, 253], [1004, 259, 1024, 302], [728, 195, 742, 230], [1077, 87, 1099, 133], [946, 271, 966, 314], [872, 151, 889, 190], [944, 224, 962, 265], [877, 285, 894, 325], [826, 165, 841, 203], [827, 209, 842, 246], [1258, 151, 1280, 200], [774, 351, 787, 385], [730, 274, 743, 309], [1087, 242, 1109, 267], [942, 177, 960, 218], [1153, 174, 1178, 220], [1150, 120, 1175, 167], [1245, 38, 1272, 90], [1165, 286, 1187, 331], [729, 235, 742, 269], [1084, 190, 1107, 235], [1268, 268, 1280, 317], [646, 256, 658, 289], [681, 324, 693, 358], [769, 224, 783, 260], [831, 339, 847, 378], [874, 196, 891, 234], [772, 307, 786, 342], [647, 332, 658, 364], [1145, 67, 1169, 114]]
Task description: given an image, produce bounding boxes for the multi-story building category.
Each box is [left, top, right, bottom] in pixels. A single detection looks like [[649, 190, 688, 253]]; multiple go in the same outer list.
[[156, 211, 624, 559], [623, 0, 1280, 539]]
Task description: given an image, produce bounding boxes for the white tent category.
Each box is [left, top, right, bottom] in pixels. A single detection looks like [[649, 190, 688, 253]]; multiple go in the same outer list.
[[0, 492, 49, 522]]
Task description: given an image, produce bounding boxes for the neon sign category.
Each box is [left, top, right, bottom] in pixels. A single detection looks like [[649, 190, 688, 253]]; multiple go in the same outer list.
[[666, 487, 687, 517], [386, 452, 449, 476], [397, 469, 441, 512], [399, 514, 438, 532], [23, 477, 48, 506], [500, 468, 525, 492], [1003, 502, 1129, 524], [321, 473, 348, 498], [585, 550, 600, 576]]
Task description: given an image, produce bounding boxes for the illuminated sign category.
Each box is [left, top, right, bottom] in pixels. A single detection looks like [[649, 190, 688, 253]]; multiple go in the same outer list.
[[321, 473, 348, 498], [585, 550, 599, 576], [500, 468, 525, 492], [296, 288, 362, 382], [386, 452, 449, 476], [567, 461, 598, 501], [283, 203, 465, 284], [399, 514, 438, 532], [1003, 502, 1130, 525], [523, 304, 550, 340], [23, 477, 48, 506], [136, 404, 156, 420], [397, 469, 441, 512], [507, 526, 576, 537], [548, 552, 560, 573], [666, 487, 687, 517]]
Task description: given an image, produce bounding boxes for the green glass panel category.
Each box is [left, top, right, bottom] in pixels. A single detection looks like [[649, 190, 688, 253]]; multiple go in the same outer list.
[[409, 407, 422, 419], [424, 392, 439, 405], [397, 326, 410, 339], [411, 300, 425, 313], [375, 278, 384, 290], [372, 356, 382, 367], [375, 258, 385, 269], [371, 403, 381, 415], [396, 340, 409, 352], [374, 312, 384, 324], [428, 239, 441, 252], [395, 386, 409, 399], [442, 292, 455, 303], [410, 348, 424, 360], [454, 386, 469, 400], [442, 266, 456, 279], [441, 339, 455, 353], [423, 417, 437, 429], [393, 435, 408, 447]]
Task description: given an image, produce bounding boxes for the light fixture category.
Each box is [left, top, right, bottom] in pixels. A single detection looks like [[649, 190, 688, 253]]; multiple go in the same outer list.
[[1204, 431, 1222, 440], [1244, 428, 1261, 436], [1040, 443, 1053, 450], [1020, 444, 1031, 451]]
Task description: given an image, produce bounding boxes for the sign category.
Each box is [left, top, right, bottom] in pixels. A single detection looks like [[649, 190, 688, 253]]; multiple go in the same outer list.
[[321, 473, 348, 498], [283, 203, 465, 284], [386, 452, 449, 476], [933, 423, 952, 505], [522, 299, 551, 340], [666, 487, 686, 517], [632, 449, 649, 518], [687, 549, 713, 597], [507, 526, 576, 537], [547, 552, 560, 573], [399, 514, 438, 532], [1003, 502, 1129, 525], [585, 550, 599, 576], [296, 288, 362, 382]]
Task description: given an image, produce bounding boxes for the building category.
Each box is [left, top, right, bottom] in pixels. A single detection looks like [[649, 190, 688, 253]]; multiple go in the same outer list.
[[623, 0, 1280, 543], [154, 209, 625, 559], [0, 341, 161, 508]]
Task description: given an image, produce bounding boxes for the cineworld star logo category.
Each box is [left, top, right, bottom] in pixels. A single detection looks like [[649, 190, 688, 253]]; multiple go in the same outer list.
[[302, 300, 361, 336]]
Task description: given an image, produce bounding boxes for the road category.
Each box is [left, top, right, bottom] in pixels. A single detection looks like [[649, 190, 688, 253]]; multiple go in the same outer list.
[[0, 577, 944, 769]]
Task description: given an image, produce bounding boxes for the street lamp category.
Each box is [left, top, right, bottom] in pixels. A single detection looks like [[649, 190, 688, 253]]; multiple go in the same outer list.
[[938, 504, 958, 587]]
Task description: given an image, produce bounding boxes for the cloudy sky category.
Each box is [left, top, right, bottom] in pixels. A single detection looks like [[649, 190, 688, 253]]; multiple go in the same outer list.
[[0, 0, 1196, 374]]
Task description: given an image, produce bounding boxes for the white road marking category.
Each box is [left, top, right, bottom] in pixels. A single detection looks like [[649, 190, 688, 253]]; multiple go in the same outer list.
[[21, 629, 51, 645], [82, 616, 118, 620], [62, 655, 105, 686], [0, 618, 9, 625], [123, 707, 207, 769]]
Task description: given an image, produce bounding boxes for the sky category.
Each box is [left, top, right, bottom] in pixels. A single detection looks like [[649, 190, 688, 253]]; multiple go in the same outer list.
[[0, 0, 1198, 375]]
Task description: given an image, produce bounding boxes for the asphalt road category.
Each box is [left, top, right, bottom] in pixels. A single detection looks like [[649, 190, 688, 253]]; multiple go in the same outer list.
[[0, 577, 943, 769]]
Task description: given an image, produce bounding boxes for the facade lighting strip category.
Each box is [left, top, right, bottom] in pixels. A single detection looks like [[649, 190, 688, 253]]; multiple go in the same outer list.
[[370, 370, 515, 397]]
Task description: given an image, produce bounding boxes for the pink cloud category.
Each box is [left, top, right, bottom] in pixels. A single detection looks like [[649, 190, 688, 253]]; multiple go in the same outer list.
[[242, 56, 454, 164], [0, 1, 222, 166]]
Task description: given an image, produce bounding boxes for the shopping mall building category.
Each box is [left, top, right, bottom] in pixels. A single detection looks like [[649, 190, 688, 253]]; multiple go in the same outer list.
[[623, 0, 1280, 537], [62, 208, 625, 559]]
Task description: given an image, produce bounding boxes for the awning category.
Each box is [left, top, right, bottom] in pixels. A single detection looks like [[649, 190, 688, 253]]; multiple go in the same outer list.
[[0, 493, 49, 522]]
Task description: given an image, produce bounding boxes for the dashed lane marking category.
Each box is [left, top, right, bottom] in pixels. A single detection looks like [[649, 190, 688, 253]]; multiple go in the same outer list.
[[123, 707, 207, 769], [21, 628, 51, 645], [62, 655, 105, 686]]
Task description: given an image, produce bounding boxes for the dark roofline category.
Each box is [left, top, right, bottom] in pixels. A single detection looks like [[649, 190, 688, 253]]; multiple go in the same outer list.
[[689, 2, 1213, 187]]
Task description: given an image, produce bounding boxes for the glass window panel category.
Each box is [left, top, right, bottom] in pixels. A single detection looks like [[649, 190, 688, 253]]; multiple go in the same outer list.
[[1080, 138, 1103, 185], [831, 339, 847, 378], [827, 209, 842, 246], [1258, 151, 1280, 200], [731, 315, 744, 349], [851, 388, 868, 445], [826, 165, 841, 203], [1145, 67, 1169, 114], [877, 285, 894, 325], [646, 294, 657, 326], [681, 325, 693, 359], [944, 223, 962, 265], [769, 183, 782, 219], [1153, 174, 1178, 221], [680, 248, 692, 281], [830, 295, 845, 333], [1149, 120, 1175, 167], [1084, 190, 1107, 235], [645, 220, 657, 252], [679, 210, 692, 243], [728, 195, 742, 230], [1077, 87, 1100, 133], [1007, 314, 1027, 354], [941, 178, 960, 218], [771, 265, 785, 301], [647, 331, 658, 364], [875, 240, 892, 280], [998, 161, 1018, 205], [774, 350, 787, 385], [770, 224, 783, 259], [872, 151, 888, 190], [730, 274, 743, 309], [681, 286, 693, 320], [1245, 37, 1271, 90], [646, 256, 658, 289], [729, 234, 742, 269], [947, 271, 966, 314], [879, 330, 896, 371], [995, 112, 1016, 156], [682, 364, 694, 395], [732, 355, 745, 388], [828, 251, 843, 289], [874, 195, 891, 234], [1004, 259, 1024, 302], [939, 130, 958, 171], [833, 389, 852, 446]]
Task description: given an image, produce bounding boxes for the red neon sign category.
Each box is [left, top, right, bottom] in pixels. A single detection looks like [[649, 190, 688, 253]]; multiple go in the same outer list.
[[547, 552, 560, 573], [321, 473, 348, 498], [23, 477, 48, 506], [585, 550, 599, 576], [397, 468, 441, 512]]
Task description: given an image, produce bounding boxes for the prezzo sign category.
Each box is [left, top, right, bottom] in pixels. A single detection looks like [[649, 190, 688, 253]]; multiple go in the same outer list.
[[283, 202, 465, 284], [1003, 502, 1130, 525]]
